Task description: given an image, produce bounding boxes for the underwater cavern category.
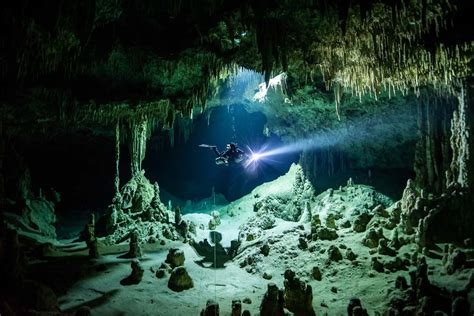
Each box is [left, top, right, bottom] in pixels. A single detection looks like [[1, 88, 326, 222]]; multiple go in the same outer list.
[[1, 0, 474, 315]]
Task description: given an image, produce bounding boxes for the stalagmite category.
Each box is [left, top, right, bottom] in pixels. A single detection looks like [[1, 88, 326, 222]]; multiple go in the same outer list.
[[114, 120, 120, 195]]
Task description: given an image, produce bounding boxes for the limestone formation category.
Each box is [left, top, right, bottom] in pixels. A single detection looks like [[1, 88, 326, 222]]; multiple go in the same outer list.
[[121, 229, 142, 258], [311, 266, 322, 280], [83, 214, 100, 259], [327, 245, 343, 262], [353, 212, 373, 233], [120, 260, 144, 286], [312, 226, 338, 241], [190, 234, 239, 268], [325, 213, 337, 229], [155, 269, 166, 279], [259, 283, 285, 316], [377, 239, 396, 256], [231, 299, 242, 316], [210, 210, 221, 226], [346, 249, 358, 261], [363, 228, 385, 248], [165, 248, 185, 268], [371, 257, 384, 272], [298, 237, 308, 250], [208, 217, 217, 230], [101, 172, 177, 245], [200, 299, 219, 316], [395, 276, 408, 290], [283, 270, 316, 316], [168, 266, 194, 292], [443, 246, 467, 275]]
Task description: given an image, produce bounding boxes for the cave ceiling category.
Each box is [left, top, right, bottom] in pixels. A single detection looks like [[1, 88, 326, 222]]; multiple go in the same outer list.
[[0, 0, 473, 136]]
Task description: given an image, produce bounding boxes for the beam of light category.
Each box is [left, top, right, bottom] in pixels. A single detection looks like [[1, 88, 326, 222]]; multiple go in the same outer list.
[[244, 105, 416, 169]]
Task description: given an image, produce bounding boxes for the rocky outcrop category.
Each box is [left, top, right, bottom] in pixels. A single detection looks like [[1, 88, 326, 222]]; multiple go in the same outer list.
[[283, 270, 316, 316], [384, 257, 472, 314], [168, 267, 194, 292], [260, 283, 285, 316]]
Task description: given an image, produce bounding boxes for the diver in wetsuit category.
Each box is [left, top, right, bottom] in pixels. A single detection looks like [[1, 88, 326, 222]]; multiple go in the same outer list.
[[202, 143, 247, 166]]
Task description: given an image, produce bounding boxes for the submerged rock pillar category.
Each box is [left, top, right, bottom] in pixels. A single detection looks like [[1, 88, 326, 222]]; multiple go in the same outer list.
[[447, 81, 474, 191], [114, 120, 120, 195], [414, 94, 454, 193], [129, 116, 149, 177]]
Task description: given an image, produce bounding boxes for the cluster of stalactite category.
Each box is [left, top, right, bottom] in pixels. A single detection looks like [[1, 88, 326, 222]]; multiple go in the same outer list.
[[413, 93, 456, 194], [303, 1, 472, 104], [79, 100, 173, 128], [299, 147, 348, 188], [172, 55, 239, 118]]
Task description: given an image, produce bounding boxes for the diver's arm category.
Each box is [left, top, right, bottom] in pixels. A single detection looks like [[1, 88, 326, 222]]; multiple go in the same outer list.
[[212, 146, 221, 157]]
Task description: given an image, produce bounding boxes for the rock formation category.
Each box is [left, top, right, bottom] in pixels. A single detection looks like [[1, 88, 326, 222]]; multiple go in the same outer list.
[[260, 283, 285, 316], [120, 259, 144, 286], [168, 267, 194, 292], [283, 270, 316, 316]]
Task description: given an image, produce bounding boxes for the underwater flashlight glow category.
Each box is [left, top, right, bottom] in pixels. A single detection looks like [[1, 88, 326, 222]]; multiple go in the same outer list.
[[250, 152, 262, 162]]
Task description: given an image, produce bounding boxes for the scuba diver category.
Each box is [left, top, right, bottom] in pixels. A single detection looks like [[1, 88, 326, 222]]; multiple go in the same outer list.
[[200, 143, 247, 166]]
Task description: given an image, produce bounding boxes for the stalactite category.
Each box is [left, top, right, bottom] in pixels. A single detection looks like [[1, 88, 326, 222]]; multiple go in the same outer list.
[[129, 117, 149, 178], [447, 83, 473, 189], [334, 83, 342, 120]]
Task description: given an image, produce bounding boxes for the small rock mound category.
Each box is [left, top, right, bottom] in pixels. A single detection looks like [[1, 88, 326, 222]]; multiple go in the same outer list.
[[168, 266, 194, 292]]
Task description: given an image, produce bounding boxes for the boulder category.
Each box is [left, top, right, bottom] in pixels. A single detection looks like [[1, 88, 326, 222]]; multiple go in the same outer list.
[[311, 266, 322, 281], [363, 228, 385, 248], [260, 244, 270, 256], [353, 213, 373, 233], [327, 245, 343, 262], [314, 227, 338, 241], [168, 266, 194, 292]]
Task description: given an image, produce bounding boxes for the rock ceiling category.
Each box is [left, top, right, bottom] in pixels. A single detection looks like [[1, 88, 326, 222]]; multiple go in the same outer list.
[[0, 0, 472, 132]]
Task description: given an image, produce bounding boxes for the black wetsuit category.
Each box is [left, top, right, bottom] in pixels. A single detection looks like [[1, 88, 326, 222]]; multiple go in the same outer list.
[[212, 146, 245, 165]]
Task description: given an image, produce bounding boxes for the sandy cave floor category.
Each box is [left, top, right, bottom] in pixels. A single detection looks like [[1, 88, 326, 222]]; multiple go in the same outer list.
[[37, 167, 473, 315]]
